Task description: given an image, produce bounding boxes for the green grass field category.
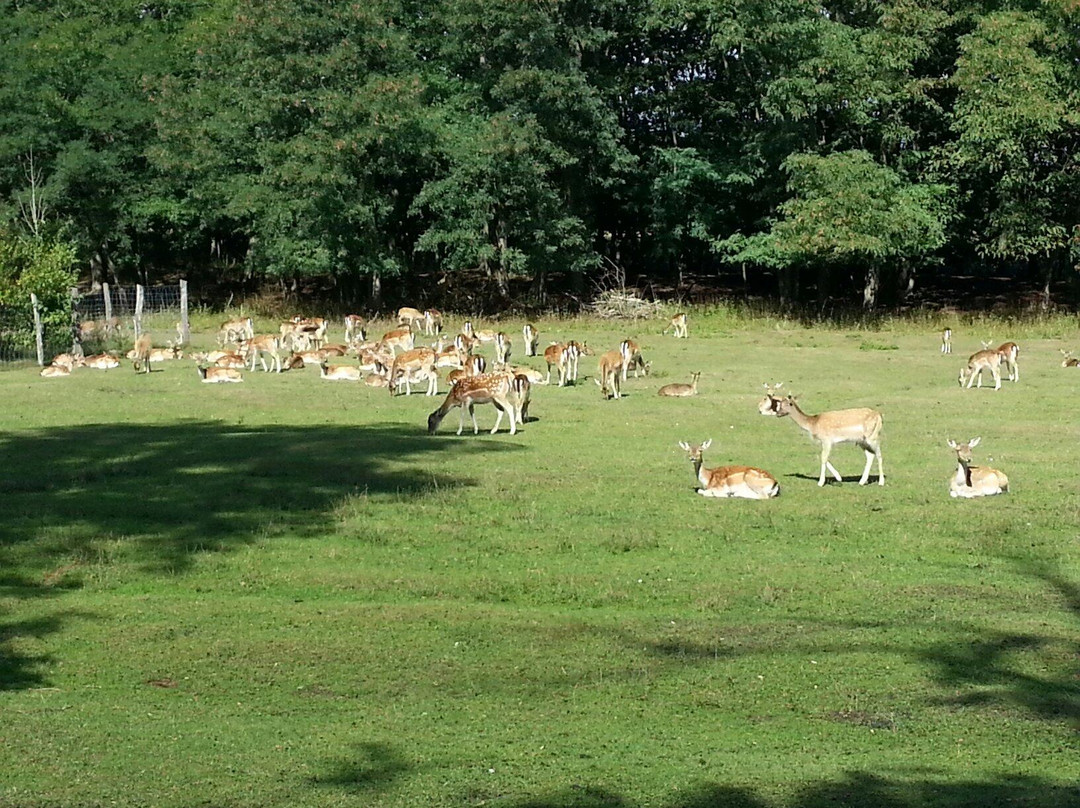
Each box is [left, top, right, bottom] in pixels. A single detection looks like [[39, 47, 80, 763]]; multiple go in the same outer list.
[[2, 309, 1080, 807]]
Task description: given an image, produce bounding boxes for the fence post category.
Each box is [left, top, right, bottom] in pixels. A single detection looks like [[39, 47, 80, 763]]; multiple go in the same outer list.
[[179, 279, 190, 346], [30, 293, 44, 366], [102, 281, 112, 329], [69, 287, 83, 356], [134, 284, 144, 338]]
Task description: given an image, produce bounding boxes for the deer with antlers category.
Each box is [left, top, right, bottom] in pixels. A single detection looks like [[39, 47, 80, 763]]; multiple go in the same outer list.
[[759, 384, 884, 487], [427, 372, 517, 436], [679, 440, 779, 500], [948, 438, 1008, 498]]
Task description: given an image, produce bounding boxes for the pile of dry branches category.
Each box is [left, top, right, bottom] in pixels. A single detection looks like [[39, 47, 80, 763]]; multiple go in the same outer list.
[[588, 289, 664, 320]]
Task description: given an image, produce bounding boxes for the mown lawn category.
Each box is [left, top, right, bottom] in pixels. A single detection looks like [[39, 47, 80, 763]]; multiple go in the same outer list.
[[2, 310, 1079, 808]]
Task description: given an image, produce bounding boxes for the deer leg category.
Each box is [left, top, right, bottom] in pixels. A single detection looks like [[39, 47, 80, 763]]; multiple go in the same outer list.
[[491, 404, 504, 435], [875, 448, 884, 486], [992, 367, 1001, 390], [456, 405, 466, 436], [859, 449, 875, 485], [469, 403, 480, 434]]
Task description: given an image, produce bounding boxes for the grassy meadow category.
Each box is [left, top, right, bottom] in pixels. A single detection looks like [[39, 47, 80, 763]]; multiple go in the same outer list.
[[2, 307, 1080, 808]]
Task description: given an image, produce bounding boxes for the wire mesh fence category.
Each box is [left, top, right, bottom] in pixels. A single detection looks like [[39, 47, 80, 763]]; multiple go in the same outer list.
[[0, 280, 190, 366]]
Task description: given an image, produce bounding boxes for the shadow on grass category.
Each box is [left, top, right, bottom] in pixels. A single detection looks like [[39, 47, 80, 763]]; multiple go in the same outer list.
[[492, 773, 1080, 808], [311, 742, 413, 792], [0, 420, 518, 690]]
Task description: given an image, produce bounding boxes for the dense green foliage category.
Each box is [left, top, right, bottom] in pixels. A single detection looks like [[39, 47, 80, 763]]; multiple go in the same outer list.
[[1, 1, 1078, 307], [0, 232, 78, 341], [2, 311, 1080, 806]]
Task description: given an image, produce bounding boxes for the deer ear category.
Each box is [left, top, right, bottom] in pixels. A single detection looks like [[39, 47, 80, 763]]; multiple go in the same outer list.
[[775, 382, 783, 389], [947, 439, 957, 449], [969, 437, 981, 447], [701, 439, 712, 450], [678, 441, 689, 450]]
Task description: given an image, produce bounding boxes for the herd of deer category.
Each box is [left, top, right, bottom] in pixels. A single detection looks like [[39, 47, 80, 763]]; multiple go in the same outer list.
[[41, 309, 1055, 502]]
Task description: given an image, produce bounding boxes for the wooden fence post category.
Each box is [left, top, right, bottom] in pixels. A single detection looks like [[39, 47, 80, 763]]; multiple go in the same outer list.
[[102, 281, 112, 329], [30, 293, 44, 366], [180, 279, 190, 346], [134, 284, 144, 338]]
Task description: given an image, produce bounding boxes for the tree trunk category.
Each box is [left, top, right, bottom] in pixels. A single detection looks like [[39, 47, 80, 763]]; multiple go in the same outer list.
[[863, 265, 880, 309], [778, 266, 799, 307], [371, 270, 382, 309], [531, 269, 547, 305], [495, 221, 510, 300]]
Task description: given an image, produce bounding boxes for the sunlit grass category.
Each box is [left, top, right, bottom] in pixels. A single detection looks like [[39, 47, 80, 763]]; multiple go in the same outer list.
[[2, 309, 1080, 807]]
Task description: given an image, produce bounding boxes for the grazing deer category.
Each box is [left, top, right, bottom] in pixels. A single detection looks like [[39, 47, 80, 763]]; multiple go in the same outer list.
[[948, 438, 1008, 498], [398, 307, 426, 331], [664, 313, 688, 338], [679, 440, 779, 500], [427, 372, 517, 435], [543, 341, 587, 386], [523, 324, 539, 356], [1061, 350, 1079, 368], [424, 309, 443, 336], [958, 344, 1002, 390], [595, 350, 623, 399], [511, 373, 532, 425], [243, 335, 283, 373], [344, 314, 367, 343], [759, 388, 884, 487], [495, 332, 512, 364], [219, 317, 254, 345], [941, 328, 952, 354], [658, 372, 700, 397], [994, 341, 1020, 382], [197, 365, 243, 384], [619, 339, 650, 381], [40, 363, 71, 378], [131, 334, 153, 373], [389, 347, 438, 396], [319, 363, 361, 381], [381, 328, 414, 355]]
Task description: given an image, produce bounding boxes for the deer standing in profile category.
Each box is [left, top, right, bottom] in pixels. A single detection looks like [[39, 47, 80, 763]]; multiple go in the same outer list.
[[947, 438, 1008, 498], [679, 440, 779, 500], [427, 372, 517, 435], [759, 386, 884, 487]]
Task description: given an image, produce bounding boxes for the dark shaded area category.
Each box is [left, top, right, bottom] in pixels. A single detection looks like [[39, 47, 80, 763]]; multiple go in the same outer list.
[[311, 742, 414, 792], [0, 420, 517, 689], [487, 774, 1080, 808]]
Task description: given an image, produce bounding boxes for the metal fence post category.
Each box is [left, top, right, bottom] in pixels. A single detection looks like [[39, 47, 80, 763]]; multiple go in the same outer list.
[[30, 293, 44, 366]]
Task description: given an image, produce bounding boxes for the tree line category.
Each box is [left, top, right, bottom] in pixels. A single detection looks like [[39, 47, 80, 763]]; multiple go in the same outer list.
[[1, 0, 1078, 310]]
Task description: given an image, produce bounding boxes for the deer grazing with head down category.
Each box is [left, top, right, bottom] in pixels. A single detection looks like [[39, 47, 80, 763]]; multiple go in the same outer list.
[[678, 440, 779, 500], [947, 437, 1008, 498], [131, 334, 153, 373], [664, 313, 688, 338], [427, 372, 517, 436], [759, 384, 884, 487], [958, 343, 1002, 390], [619, 339, 650, 381]]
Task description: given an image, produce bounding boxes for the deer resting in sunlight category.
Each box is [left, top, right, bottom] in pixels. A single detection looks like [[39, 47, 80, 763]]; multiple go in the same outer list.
[[679, 440, 779, 500], [948, 437, 1008, 498]]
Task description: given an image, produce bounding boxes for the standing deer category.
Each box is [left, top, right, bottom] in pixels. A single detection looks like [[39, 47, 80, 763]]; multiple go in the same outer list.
[[522, 324, 539, 356], [344, 315, 367, 344], [427, 372, 517, 435], [958, 344, 1002, 390], [759, 388, 884, 486], [494, 332, 512, 364], [132, 334, 153, 374], [941, 328, 952, 354], [595, 350, 623, 399], [619, 339, 650, 381], [663, 313, 688, 338], [948, 438, 1008, 498], [994, 341, 1020, 382], [678, 440, 779, 500]]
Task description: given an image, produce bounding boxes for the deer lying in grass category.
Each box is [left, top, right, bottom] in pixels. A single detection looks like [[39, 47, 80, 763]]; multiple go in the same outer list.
[[40, 363, 71, 378], [679, 440, 779, 499], [1061, 350, 1079, 368], [658, 372, 700, 397], [319, 363, 361, 381], [197, 366, 243, 383], [759, 385, 884, 487], [948, 437, 1008, 498]]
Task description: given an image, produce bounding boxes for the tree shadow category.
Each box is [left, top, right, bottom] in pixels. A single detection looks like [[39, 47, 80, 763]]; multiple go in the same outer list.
[[0, 420, 517, 690], [310, 742, 414, 792]]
